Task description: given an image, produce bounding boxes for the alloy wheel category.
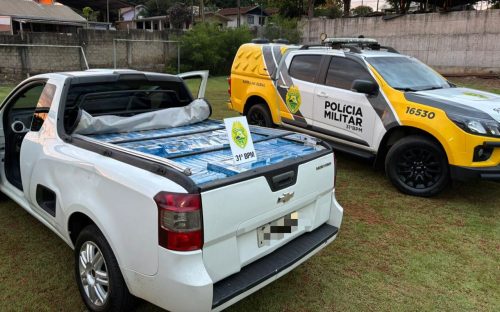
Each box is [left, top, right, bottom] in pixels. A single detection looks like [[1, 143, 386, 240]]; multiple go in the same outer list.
[[395, 147, 442, 189], [78, 241, 110, 307]]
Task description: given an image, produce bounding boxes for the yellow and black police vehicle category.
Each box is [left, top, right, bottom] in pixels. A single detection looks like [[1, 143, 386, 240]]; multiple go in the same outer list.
[[228, 38, 500, 196]]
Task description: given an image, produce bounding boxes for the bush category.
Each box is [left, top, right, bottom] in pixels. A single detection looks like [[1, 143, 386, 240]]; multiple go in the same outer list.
[[351, 5, 373, 16], [170, 23, 253, 76]]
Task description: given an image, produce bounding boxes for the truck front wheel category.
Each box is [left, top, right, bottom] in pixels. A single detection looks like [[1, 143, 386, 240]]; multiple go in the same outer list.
[[75, 225, 134, 312], [385, 135, 450, 197], [247, 104, 273, 127]]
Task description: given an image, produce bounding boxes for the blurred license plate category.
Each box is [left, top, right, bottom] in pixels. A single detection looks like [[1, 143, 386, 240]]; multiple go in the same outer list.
[[257, 212, 299, 248]]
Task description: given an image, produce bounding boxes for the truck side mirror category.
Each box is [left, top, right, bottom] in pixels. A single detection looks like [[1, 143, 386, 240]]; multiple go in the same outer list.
[[351, 79, 378, 96]]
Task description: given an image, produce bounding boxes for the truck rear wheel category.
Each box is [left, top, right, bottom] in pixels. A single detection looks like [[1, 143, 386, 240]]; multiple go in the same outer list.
[[247, 104, 273, 128], [385, 135, 449, 197], [75, 225, 134, 312]]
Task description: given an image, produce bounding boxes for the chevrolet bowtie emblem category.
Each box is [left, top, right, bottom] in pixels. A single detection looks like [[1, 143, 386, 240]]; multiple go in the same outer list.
[[277, 192, 295, 204]]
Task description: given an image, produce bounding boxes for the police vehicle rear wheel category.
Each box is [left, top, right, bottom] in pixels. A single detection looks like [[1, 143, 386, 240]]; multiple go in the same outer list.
[[385, 135, 449, 197], [247, 104, 272, 128]]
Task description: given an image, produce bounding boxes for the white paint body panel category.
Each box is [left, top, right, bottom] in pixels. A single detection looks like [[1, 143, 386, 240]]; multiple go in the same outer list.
[[0, 70, 343, 312], [313, 84, 378, 147]]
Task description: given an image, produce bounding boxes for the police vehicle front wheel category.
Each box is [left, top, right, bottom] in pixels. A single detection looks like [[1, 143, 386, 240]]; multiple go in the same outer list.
[[385, 135, 449, 197], [247, 104, 273, 128]]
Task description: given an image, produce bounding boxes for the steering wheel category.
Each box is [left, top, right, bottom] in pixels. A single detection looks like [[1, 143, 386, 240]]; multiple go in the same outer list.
[[11, 120, 29, 134]]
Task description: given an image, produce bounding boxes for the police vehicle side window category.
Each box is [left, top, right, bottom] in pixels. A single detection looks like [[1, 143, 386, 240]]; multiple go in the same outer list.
[[289, 55, 322, 83], [325, 57, 374, 90]]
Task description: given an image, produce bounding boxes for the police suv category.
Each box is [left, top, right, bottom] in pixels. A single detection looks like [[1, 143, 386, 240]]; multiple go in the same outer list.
[[228, 38, 500, 197]]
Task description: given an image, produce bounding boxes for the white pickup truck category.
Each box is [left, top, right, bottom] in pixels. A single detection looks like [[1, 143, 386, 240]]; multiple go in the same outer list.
[[0, 70, 343, 312]]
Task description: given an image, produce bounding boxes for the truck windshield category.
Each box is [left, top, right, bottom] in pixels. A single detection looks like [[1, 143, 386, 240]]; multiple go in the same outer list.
[[366, 56, 451, 92]]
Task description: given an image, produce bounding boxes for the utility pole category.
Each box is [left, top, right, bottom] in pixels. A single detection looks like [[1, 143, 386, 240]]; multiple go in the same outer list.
[[200, 0, 205, 23], [260, 1, 263, 26], [237, 0, 241, 28], [191, 0, 194, 27], [107, 0, 110, 23]]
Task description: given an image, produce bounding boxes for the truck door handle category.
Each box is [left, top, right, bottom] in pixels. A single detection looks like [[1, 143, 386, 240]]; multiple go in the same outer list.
[[317, 92, 328, 98], [279, 85, 289, 90]]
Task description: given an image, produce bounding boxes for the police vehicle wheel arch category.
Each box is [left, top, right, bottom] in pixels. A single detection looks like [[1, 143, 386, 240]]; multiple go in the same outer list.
[[246, 103, 273, 127], [375, 126, 449, 169], [243, 96, 276, 124]]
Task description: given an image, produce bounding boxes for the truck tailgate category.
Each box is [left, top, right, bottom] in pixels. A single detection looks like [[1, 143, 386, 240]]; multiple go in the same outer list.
[[200, 152, 335, 283]]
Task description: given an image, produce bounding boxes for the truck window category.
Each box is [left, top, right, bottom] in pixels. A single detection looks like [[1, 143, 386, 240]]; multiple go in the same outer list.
[[289, 55, 322, 83], [5, 82, 46, 133], [31, 83, 56, 132], [11, 84, 45, 110], [63, 79, 193, 133], [325, 57, 374, 90]]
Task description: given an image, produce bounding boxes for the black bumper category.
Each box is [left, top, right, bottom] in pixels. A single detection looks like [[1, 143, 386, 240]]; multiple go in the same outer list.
[[450, 165, 500, 182], [212, 224, 339, 309]]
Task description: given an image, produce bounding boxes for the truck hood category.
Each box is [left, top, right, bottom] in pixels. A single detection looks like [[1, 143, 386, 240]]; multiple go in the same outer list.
[[410, 87, 500, 122]]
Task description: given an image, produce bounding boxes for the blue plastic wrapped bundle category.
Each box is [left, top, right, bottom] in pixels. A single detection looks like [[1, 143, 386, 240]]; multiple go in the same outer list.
[[84, 120, 325, 185]]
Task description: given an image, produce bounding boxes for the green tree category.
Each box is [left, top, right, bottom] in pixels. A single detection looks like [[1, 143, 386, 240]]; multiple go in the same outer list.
[[314, 0, 343, 18], [270, 0, 305, 18], [168, 2, 191, 28], [385, 0, 411, 13], [82, 6, 99, 21], [208, 0, 255, 7], [351, 5, 373, 16], [144, 0, 174, 16], [343, 0, 351, 15], [172, 23, 252, 75]]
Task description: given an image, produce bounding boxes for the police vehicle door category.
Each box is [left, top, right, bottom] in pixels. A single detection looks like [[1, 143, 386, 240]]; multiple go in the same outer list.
[[313, 56, 377, 149], [277, 53, 323, 128]]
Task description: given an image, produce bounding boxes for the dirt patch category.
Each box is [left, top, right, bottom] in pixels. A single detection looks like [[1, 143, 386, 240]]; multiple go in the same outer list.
[[346, 203, 388, 225]]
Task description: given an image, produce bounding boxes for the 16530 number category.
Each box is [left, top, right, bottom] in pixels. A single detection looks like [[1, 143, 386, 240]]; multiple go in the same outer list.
[[405, 107, 435, 119]]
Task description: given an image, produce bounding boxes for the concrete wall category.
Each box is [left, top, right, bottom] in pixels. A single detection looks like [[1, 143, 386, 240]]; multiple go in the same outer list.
[[301, 10, 500, 76], [0, 29, 179, 83]]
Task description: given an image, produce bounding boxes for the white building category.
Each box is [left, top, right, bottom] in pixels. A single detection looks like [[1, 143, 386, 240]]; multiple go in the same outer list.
[[119, 4, 147, 21], [218, 6, 278, 28]]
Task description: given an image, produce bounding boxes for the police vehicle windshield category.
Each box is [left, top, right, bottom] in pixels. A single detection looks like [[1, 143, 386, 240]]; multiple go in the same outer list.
[[367, 56, 451, 92]]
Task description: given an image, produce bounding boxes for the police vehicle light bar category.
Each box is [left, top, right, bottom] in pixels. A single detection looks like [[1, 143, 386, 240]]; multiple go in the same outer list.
[[322, 38, 378, 45]]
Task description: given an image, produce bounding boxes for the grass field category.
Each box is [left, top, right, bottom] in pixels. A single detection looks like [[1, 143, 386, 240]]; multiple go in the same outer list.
[[0, 78, 499, 311]]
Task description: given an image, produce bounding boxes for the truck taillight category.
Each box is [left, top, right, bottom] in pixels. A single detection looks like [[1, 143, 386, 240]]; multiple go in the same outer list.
[[155, 192, 203, 251], [227, 77, 232, 96]]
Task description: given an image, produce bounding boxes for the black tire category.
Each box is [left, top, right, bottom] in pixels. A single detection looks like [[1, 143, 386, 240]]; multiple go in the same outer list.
[[385, 135, 450, 197], [74, 225, 135, 312], [246, 104, 273, 127]]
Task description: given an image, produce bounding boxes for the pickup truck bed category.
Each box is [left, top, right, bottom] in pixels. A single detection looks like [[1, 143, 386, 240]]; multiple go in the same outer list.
[[82, 120, 326, 186]]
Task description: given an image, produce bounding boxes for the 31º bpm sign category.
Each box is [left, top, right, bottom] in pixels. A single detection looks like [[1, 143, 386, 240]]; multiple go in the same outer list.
[[224, 117, 257, 165]]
